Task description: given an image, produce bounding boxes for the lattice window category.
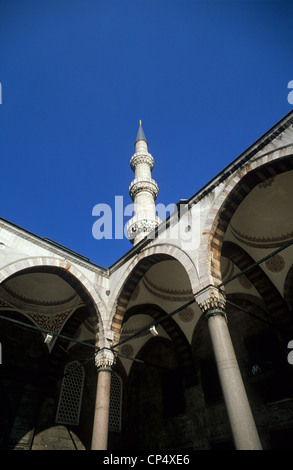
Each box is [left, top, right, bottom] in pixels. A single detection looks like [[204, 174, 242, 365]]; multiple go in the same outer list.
[[55, 361, 85, 426], [109, 372, 122, 432]]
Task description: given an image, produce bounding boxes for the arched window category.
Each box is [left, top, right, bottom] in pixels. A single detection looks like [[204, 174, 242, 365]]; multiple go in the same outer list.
[[55, 361, 85, 426], [109, 372, 122, 432]]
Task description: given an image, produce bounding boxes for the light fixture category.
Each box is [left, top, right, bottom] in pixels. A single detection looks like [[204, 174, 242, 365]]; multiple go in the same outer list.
[[149, 325, 159, 336], [44, 333, 54, 344]]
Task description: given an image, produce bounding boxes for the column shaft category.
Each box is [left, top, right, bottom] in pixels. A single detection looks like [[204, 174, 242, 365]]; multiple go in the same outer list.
[[207, 313, 262, 450], [91, 368, 112, 450]]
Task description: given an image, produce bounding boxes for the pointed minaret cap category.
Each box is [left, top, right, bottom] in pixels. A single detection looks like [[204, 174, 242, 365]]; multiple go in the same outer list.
[[135, 119, 147, 144]]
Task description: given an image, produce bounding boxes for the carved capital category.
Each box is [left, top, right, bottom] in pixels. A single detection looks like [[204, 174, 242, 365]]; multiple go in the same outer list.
[[195, 286, 226, 314], [94, 348, 115, 371]]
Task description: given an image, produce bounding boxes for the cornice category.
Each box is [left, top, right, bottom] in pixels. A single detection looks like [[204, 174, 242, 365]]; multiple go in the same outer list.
[[0, 219, 108, 277], [1, 283, 78, 307], [143, 275, 193, 302], [0, 283, 84, 314], [230, 224, 293, 249]]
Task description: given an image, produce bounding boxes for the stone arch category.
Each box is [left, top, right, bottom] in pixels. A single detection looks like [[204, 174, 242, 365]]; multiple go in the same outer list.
[[0, 259, 104, 447], [198, 150, 293, 287], [109, 244, 199, 343], [0, 256, 104, 332]]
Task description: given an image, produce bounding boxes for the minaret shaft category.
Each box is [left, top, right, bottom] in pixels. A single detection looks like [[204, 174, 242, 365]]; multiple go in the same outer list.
[[127, 122, 161, 245]]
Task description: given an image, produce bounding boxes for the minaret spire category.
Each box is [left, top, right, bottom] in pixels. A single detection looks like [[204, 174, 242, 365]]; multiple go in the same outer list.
[[135, 119, 147, 144], [127, 121, 161, 245]]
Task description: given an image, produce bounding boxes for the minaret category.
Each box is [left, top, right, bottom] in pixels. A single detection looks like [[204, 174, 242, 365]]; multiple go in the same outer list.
[[127, 120, 161, 245]]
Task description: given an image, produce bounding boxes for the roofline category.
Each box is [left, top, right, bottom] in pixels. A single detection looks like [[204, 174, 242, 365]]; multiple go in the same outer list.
[[185, 108, 293, 206], [0, 216, 108, 275]]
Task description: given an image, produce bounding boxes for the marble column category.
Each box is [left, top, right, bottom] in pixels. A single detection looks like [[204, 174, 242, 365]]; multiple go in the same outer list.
[[195, 286, 262, 450], [91, 348, 115, 450]]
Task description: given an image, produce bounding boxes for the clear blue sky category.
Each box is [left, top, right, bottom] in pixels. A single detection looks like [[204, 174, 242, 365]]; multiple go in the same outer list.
[[0, 0, 292, 268]]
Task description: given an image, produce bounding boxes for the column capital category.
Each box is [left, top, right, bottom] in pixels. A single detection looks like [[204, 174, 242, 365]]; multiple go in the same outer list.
[[95, 348, 116, 372], [195, 286, 226, 318]]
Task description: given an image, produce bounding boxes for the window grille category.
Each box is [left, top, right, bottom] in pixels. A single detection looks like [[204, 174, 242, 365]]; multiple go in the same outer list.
[[109, 372, 122, 432], [55, 361, 85, 426]]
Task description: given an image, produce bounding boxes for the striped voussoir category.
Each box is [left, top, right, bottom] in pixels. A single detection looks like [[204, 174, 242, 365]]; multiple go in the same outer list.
[[210, 156, 293, 283], [111, 254, 173, 342]]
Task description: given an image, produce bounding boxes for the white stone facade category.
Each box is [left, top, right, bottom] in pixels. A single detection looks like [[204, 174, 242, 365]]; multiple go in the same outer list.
[[1, 111, 293, 450]]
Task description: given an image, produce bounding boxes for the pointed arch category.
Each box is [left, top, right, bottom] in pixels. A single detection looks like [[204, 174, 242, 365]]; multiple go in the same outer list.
[[109, 244, 199, 343], [198, 151, 293, 287], [0, 256, 104, 330]]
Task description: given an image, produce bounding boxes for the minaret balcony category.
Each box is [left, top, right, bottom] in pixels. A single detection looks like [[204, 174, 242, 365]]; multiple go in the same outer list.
[[126, 215, 161, 243], [130, 152, 154, 171], [129, 177, 159, 200]]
